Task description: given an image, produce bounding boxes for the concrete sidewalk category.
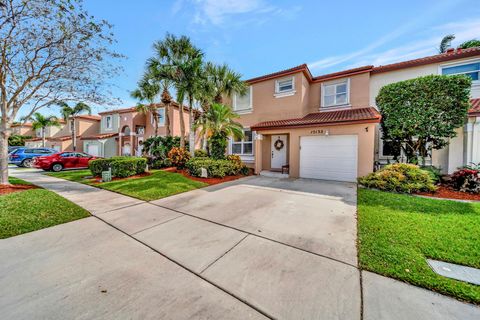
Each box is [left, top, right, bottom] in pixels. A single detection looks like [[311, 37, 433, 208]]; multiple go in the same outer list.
[[5, 170, 480, 319]]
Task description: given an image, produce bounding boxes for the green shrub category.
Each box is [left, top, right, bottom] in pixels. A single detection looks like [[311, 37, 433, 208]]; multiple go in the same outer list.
[[194, 149, 208, 157], [168, 147, 190, 168], [421, 166, 442, 184], [151, 158, 172, 169], [358, 163, 436, 193], [186, 158, 240, 178], [209, 132, 228, 159], [88, 156, 146, 178]]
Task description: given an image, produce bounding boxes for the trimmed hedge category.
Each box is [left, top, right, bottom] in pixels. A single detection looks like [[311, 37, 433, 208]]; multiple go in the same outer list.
[[89, 156, 147, 178], [358, 163, 436, 194], [186, 158, 241, 178]]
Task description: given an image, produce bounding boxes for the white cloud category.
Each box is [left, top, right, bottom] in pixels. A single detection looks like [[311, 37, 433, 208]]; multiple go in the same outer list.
[[177, 0, 300, 26], [308, 0, 472, 73]]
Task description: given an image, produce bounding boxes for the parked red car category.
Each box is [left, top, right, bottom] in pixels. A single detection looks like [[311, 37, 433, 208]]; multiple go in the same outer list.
[[34, 152, 99, 172]]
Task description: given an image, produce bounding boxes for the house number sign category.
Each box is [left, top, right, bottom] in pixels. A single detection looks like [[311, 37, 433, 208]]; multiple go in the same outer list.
[[310, 129, 324, 134]]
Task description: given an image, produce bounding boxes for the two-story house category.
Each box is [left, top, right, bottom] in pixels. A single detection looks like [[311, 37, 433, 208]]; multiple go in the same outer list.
[[11, 122, 34, 137], [24, 120, 66, 148], [82, 103, 191, 157], [370, 46, 480, 173], [229, 64, 381, 182]]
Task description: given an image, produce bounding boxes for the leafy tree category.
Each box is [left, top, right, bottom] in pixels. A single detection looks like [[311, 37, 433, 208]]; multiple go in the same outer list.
[[459, 39, 480, 49], [29, 113, 61, 147], [0, 0, 121, 185], [377, 74, 472, 164], [194, 103, 244, 159], [8, 134, 31, 146], [439, 34, 455, 53], [58, 102, 91, 151], [204, 62, 247, 105]]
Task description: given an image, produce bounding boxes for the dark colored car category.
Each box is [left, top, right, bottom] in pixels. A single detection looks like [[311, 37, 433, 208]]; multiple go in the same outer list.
[[33, 151, 99, 172], [8, 147, 57, 167]]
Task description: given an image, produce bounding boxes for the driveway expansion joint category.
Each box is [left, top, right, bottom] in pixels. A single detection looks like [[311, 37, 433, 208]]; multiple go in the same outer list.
[[131, 215, 185, 235], [199, 234, 250, 274]]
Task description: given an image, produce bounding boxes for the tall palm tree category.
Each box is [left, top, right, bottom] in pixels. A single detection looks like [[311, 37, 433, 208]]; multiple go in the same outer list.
[[205, 62, 247, 104], [29, 113, 61, 147], [194, 103, 244, 159], [58, 102, 91, 151], [131, 74, 161, 137], [160, 80, 173, 136], [148, 33, 204, 151], [439, 34, 455, 53]]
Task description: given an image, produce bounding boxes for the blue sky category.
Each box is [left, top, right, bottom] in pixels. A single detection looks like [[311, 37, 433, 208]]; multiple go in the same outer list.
[[81, 0, 480, 114]]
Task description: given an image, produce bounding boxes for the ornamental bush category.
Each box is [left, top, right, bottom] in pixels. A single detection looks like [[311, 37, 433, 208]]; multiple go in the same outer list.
[[167, 147, 190, 168], [186, 158, 241, 178], [194, 149, 208, 157], [88, 156, 146, 178], [450, 169, 480, 193], [358, 163, 436, 193], [209, 132, 228, 160]]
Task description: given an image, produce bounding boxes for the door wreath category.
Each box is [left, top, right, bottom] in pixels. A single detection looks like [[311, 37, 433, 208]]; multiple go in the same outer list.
[[274, 138, 284, 151]]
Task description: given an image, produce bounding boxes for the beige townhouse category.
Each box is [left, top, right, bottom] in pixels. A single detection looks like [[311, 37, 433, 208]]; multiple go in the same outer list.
[[370, 46, 480, 173], [11, 122, 34, 137], [82, 103, 191, 157], [228, 64, 380, 182]]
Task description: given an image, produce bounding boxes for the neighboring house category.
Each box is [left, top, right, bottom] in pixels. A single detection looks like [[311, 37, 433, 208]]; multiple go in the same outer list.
[[370, 46, 480, 173], [228, 64, 380, 182], [24, 120, 66, 148], [11, 122, 34, 137], [82, 103, 191, 157]]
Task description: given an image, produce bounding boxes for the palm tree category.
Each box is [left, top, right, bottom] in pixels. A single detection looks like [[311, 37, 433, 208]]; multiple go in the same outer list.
[[439, 34, 455, 53], [194, 103, 244, 159], [160, 80, 173, 136], [148, 33, 204, 151], [131, 74, 161, 137], [205, 62, 247, 104], [58, 102, 91, 151], [29, 113, 61, 147], [459, 39, 480, 49]]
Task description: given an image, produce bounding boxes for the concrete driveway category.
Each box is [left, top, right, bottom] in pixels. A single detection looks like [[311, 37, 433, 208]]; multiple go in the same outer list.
[[3, 171, 479, 319]]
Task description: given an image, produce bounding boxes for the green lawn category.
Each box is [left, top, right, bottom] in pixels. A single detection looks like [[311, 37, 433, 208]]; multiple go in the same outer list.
[[358, 188, 480, 304], [48, 169, 207, 201], [1, 177, 90, 239]]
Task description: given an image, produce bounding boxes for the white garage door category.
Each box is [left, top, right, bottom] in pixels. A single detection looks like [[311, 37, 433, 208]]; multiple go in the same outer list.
[[87, 144, 100, 157], [300, 135, 358, 182]]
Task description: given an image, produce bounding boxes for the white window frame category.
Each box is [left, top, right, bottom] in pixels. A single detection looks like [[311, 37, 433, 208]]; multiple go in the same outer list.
[[105, 115, 113, 130], [231, 129, 254, 156], [151, 107, 165, 127], [274, 76, 296, 97], [321, 79, 350, 108], [439, 58, 480, 86], [233, 86, 253, 114]]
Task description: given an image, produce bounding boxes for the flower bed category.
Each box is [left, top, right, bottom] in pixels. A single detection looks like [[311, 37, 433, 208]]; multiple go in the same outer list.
[[162, 167, 252, 186], [417, 185, 480, 201]]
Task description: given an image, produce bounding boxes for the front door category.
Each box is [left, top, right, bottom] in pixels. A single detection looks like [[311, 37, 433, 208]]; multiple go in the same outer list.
[[271, 134, 287, 169]]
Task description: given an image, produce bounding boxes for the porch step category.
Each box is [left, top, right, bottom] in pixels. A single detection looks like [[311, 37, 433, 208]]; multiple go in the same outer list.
[[259, 170, 289, 179]]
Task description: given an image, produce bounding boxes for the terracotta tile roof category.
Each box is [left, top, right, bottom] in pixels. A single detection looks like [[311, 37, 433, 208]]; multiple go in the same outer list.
[[372, 47, 480, 74], [246, 64, 313, 84], [251, 107, 381, 130], [80, 133, 118, 140], [75, 115, 101, 121], [98, 102, 193, 115], [11, 122, 33, 127], [48, 135, 82, 141], [470, 98, 480, 116], [24, 137, 42, 141], [312, 65, 373, 82]]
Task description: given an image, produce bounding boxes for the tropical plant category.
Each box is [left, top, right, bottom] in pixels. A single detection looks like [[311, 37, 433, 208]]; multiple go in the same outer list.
[[0, 0, 121, 185], [439, 34, 455, 53], [450, 168, 480, 193], [458, 39, 480, 50], [377, 74, 472, 164], [204, 62, 247, 104], [28, 113, 61, 147], [167, 147, 190, 168], [195, 103, 244, 159], [58, 102, 91, 151], [8, 134, 32, 146], [148, 34, 204, 152], [131, 75, 161, 137]]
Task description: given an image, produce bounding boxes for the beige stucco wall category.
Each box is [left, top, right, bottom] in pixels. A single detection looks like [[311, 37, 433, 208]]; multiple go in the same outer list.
[[144, 107, 190, 138], [254, 123, 376, 178], [11, 125, 34, 136]]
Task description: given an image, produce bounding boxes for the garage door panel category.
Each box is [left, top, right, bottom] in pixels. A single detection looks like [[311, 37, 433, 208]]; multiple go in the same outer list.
[[300, 135, 358, 182]]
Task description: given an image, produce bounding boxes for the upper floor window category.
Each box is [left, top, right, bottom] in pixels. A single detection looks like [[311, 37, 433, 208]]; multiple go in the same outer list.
[[232, 129, 253, 155], [322, 79, 350, 108], [152, 107, 165, 126], [442, 61, 480, 82], [275, 77, 295, 96], [105, 115, 113, 130], [233, 86, 252, 112]]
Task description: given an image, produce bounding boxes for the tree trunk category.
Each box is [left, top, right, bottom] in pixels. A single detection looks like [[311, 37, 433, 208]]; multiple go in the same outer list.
[[0, 120, 10, 185], [42, 127, 46, 147], [153, 111, 158, 137], [179, 105, 186, 148], [188, 97, 195, 155], [165, 103, 171, 136], [71, 119, 76, 151]]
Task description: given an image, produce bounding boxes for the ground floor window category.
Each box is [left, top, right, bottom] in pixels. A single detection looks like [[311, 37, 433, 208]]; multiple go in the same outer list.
[[232, 129, 253, 155]]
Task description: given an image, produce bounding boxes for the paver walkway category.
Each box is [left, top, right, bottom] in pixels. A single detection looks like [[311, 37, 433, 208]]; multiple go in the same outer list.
[[3, 169, 480, 320]]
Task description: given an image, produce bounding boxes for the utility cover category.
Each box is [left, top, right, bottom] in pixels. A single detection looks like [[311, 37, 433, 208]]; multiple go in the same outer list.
[[427, 259, 480, 285]]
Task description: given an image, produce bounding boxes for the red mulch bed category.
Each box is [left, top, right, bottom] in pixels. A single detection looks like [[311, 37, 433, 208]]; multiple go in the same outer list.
[[417, 185, 480, 201], [0, 184, 37, 195], [91, 172, 152, 184], [162, 167, 250, 186]]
